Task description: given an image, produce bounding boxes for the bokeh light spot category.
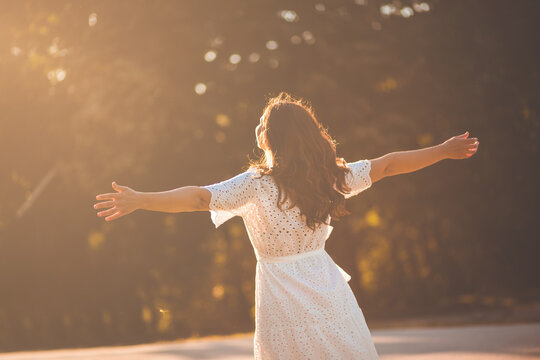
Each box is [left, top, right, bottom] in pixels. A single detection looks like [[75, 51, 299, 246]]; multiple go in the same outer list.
[[414, 2, 430, 12], [380, 4, 395, 16], [266, 40, 278, 50], [302, 31, 315, 45], [204, 50, 217, 62], [10, 46, 22, 56], [400, 7, 414, 18], [210, 36, 224, 48], [194, 82, 207, 95], [248, 52, 260, 63], [279, 10, 298, 22], [88, 13, 97, 27], [290, 35, 302, 45], [88, 231, 105, 250], [229, 54, 241, 64], [365, 209, 381, 227], [212, 284, 225, 299], [268, 58, 279, 69], [215, 131, 226, 143], [215, 114, 231, 127], [141, 306, 152, 324], [315, 3, 326, 12]]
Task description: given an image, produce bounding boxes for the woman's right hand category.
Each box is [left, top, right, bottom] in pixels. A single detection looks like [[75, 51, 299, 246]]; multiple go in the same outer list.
[[442, 131, 479, 159]]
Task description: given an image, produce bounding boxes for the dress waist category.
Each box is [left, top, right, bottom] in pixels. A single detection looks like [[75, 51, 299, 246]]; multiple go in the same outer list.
[[256, 247, 325, 263]]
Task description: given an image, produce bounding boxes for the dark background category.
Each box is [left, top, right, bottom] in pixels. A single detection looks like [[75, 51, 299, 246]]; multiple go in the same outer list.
[[1, 0, 539, 352]]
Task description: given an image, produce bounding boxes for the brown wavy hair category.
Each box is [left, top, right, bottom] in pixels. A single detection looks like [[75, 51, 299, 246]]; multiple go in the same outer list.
[[246, 92, 354, 231]]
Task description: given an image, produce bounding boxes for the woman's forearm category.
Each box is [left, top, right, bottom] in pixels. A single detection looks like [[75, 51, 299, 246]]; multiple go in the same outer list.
[[136, 186, 204, 213], [385, 143, 448, 177]]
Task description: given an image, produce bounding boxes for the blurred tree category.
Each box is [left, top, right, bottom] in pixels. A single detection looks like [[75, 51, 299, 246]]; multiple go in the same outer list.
[[0, 0, 538, 351]]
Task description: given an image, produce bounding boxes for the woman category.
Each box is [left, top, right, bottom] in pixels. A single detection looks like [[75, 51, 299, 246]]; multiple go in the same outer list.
[[94, 92, 479, 359]]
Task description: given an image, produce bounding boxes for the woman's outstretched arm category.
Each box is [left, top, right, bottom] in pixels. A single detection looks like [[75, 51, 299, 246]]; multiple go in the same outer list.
[[94, 183, 207, 222], [381, 131, 479, 178]]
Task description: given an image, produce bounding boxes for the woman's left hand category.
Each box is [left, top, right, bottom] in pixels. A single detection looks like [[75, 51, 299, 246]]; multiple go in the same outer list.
[[94, 182, 141, 221]]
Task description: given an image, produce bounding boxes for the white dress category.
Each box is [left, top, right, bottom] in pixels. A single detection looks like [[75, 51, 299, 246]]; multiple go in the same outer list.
[[202, 159, 380, 359]]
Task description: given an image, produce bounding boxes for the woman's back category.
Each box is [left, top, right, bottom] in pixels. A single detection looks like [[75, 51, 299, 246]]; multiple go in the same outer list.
[[202, 159, 372, 260], [202, 158, 379, 359]]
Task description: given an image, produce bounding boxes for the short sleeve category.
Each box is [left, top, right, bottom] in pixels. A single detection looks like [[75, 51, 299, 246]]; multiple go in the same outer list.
[[343, 159, 372, 199], [202, 169, 257, 228]]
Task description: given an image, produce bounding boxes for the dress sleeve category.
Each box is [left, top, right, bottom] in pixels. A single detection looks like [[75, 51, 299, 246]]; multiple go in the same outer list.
[[343, 159, 372, 199], [202, 169, 257, 228]]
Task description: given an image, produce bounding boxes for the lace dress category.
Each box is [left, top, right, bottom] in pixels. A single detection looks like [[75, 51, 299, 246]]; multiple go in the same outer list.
[[202, 159, 379, 359]]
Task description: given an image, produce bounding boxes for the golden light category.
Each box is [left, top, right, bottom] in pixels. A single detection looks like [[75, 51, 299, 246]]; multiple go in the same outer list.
[[215, 113, 231, 127], [88, 231, 105, 250], [377, 77, 397, 92], [157, 308, 172, 333], [417, 133, 434, 147], [141, 306, 152, 324], [365, 209, 381, 227], [212, 284, 225, 300]]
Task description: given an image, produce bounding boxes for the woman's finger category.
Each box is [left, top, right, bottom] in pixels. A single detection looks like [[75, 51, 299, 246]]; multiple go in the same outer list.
[[94, 200, 115, 210], [457, 131, 469, 139], [97, 207, 117, 217], [96, 193, 119, 200], [112, 181, 127, 191], [105, 211, 122, 222]]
